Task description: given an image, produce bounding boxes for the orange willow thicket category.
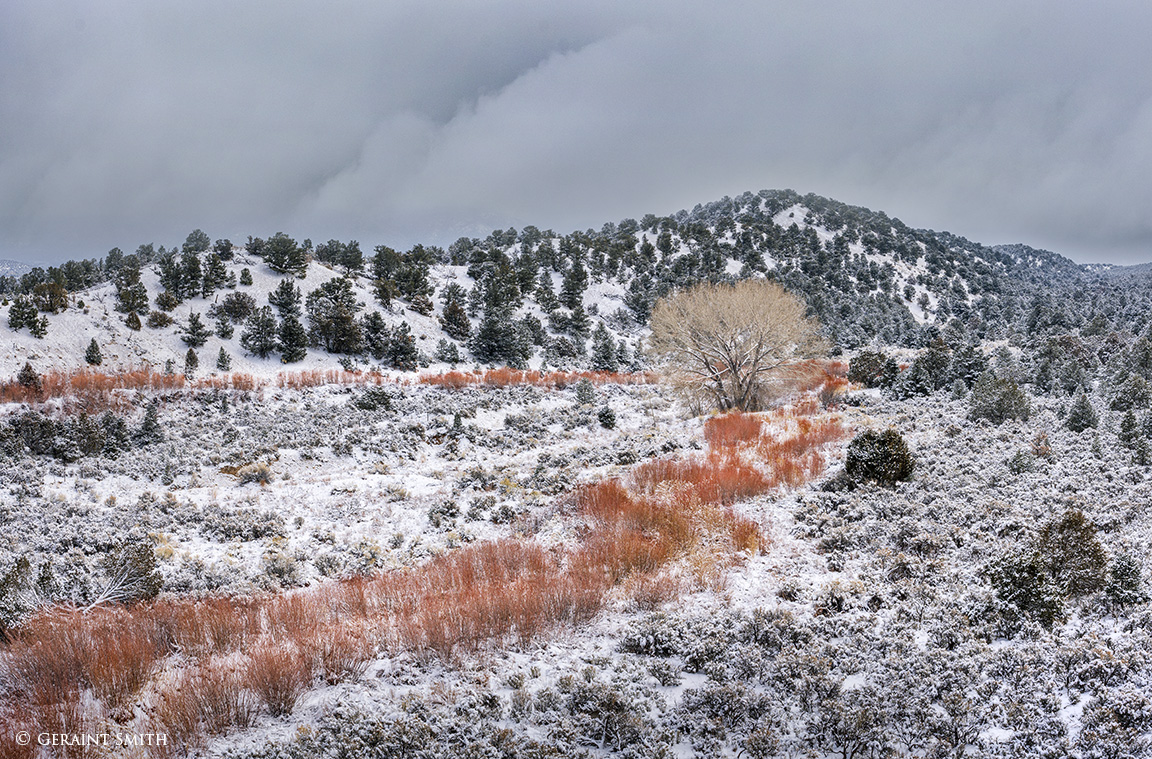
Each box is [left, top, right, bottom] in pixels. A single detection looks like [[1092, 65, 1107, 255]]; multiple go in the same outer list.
[[0, 366, 656, 411]]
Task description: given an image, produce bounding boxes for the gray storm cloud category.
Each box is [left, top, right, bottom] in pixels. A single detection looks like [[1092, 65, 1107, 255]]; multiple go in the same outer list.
[[2, 0, 1151, 264]]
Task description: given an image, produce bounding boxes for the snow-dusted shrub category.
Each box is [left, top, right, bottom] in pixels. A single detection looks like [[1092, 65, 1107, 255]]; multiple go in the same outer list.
[[674, 681, 776, 755], [743, 608, 812, 652], [620, 612, 684, 658], [352, 386, 392, 411], [844, 429, 915, 485], [968, 371, 1030, 424], [987, 554, 1067, 632], [427, 499, 459, 529], [261, 546, 302, 588], [1106, 554, 1149, 608], [201, 504, 285, 542], [1035, 509, 1109, 598], [236, 461, 272, 485], [504, 408, 546, 435], [647, 658, 682, 686], [1078, 684, 1152, 756], [848, 350, 898, 388]]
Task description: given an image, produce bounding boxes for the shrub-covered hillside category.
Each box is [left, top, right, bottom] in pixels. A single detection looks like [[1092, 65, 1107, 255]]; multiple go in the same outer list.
[[5, 189, 1152, 379]]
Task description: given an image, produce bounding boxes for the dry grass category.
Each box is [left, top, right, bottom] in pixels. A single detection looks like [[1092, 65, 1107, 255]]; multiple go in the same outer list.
[[419, 368, 654, 388]]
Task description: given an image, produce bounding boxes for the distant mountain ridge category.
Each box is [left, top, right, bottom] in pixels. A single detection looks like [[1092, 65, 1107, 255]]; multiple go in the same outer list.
[[0, 259, 32, 278]]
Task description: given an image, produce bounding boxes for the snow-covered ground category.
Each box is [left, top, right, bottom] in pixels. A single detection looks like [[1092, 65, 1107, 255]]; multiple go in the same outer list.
[[3, 372, 1150, 757]]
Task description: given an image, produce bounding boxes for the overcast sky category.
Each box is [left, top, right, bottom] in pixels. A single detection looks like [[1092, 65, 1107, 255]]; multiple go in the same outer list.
[[2, 1, 1151, 266]]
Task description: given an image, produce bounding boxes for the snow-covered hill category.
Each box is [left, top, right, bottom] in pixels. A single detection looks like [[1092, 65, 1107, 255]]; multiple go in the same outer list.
[[0, 258, 31, 278], [4, 188, 1151, 378]]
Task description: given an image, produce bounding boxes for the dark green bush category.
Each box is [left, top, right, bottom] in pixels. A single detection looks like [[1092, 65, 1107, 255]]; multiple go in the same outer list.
[[847, 350, 899, 388], [844, 429, 915, 485], [968, 371, 1030, 424]]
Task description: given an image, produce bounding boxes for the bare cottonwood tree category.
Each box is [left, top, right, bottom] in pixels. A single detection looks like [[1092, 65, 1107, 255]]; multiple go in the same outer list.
[[648, 279, 826, 411]]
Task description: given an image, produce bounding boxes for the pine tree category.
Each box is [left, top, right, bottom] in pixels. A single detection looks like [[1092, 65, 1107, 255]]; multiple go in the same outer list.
[[7, 295, 38, 331], [362, 311, 390, 360], [99, 411, 130, 457], [305, 277, 363, 354], [1111, 374, 1151, 411], [1119, 409, 1140, 448], [115, 264, 149, 315], [181, 251, 202, 299], [1133, 437, 1152, 467], [433, 338, 460, 364], [157, 253, 185, 302], [155, 290, 180, 312], [536, 274, 560, 313], [845, 429, 916, 484], [214, 238, 234, 260], [968, 371, 1030, 424], [371, 244, 401, 309], [278, 314, 308, 363], [1107, 554, 1149, 607], [268, 279, 302, 318], [395, 244, 435, 304], [85, 338, 103, 366], [617, 340, 634, 371], [28, 315, 48, 338], [575, 379, 596, 406], [184, 348, 199, 378], [263, 233, 307, 276], [17, 362, 41, 392], [181, 312, 211, 347], [560, 261, 587, 310], [201, 253, 228, 298], [623, 274, 653, 323], [239, 268, 253, 286], [1065, 388, 1099, 432], [948, 344, 988, 389], [387, 321, 419, 371], [137, 399, 163, 445], [240, 306, 280, 358], [216, 347, 232, 372], [183, 228, 210, 255], [215, 314, 234, 340], [440, 296, 471, 341], [1131, 336, 1152, 379], [589, 323, 618, 372], [471, 307, 529, 368], [125, 311, 142, 331], [1033, 358, 1055, 395]]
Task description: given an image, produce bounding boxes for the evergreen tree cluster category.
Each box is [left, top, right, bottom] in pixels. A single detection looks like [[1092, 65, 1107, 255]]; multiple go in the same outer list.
[[9, 190, 1152, 377]]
